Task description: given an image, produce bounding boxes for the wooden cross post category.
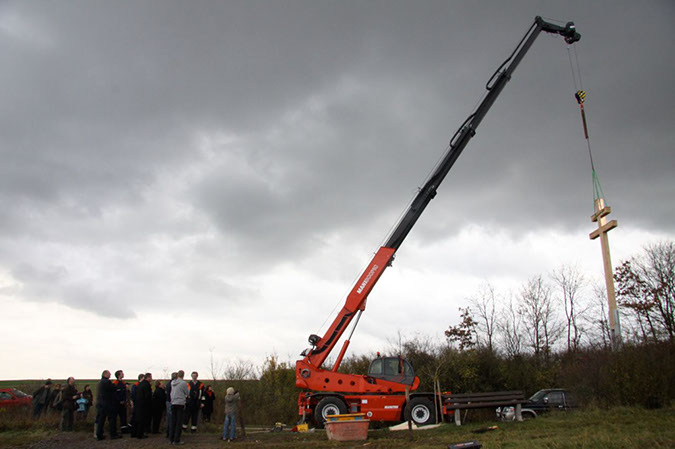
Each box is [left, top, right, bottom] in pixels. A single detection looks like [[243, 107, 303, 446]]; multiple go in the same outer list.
[[589, 197, 622, 349]]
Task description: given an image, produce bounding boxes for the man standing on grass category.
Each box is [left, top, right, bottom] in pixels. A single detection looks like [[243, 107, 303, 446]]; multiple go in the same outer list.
[[60, 376, 79, 431], [132, 373, 152, 439], [169, 370, 188, 445], [32, 380, 52, 418], [95, 370, 121, 441], [112, 370, 128, 433], [129, 373, 144, 436]]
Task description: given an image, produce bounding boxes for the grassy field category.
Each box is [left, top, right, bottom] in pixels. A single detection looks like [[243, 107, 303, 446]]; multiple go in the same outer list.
[[0, 406, 673, 448], [0, 379, 99, 393]]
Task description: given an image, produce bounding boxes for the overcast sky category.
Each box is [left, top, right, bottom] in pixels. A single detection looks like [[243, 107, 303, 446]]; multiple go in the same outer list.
[[1, 1, 673, 380]]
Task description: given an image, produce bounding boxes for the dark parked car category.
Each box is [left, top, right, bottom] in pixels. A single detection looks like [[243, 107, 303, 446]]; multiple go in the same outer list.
[[0, 388, 32, 409], [497, 388, 578, 420]]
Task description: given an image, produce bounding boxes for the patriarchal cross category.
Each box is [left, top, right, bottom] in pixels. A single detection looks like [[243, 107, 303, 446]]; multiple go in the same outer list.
[[589, 196, 622, 349]]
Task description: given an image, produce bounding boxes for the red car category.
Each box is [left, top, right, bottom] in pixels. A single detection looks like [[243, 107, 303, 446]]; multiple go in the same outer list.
[[0, 388, 32, 409]]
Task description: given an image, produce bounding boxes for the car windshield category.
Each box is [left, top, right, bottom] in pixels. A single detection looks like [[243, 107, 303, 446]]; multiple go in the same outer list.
[[11, 389, 28, 398], [529, 390, 547, 402]]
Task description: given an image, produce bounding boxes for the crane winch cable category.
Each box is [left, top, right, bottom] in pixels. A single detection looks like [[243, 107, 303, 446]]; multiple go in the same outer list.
[[567, 44, 605, 204]]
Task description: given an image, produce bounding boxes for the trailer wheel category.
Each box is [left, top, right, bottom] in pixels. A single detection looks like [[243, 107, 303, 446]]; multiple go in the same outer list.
[[315, 397, 348, 428], [404, 397, 437, 426]]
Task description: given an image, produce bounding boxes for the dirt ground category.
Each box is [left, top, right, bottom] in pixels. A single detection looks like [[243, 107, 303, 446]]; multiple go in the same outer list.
[[5, 428, 418, 449], [14, 432, 294, 449]]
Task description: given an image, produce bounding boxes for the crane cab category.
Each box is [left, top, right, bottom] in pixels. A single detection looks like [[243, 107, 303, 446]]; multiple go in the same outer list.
[[367, 356, 416, 386]]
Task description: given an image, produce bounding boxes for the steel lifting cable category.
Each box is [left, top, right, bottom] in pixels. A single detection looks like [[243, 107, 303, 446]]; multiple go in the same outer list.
[[567, 44, 605, 203]]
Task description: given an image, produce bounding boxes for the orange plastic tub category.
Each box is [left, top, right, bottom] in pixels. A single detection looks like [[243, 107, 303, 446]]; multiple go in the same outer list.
[[325, 419, 370, 441]]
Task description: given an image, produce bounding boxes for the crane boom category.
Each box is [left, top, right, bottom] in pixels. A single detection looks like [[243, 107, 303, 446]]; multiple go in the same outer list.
[[297, 16, 580, 388]]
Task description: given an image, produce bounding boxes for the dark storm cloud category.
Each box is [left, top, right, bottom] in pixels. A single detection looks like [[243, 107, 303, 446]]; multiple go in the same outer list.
[[192, 74, 450, 259], [192, 0, 675, 257], [1, 1, 673, 317]]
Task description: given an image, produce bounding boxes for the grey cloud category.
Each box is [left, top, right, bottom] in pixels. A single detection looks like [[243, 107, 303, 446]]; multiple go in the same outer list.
[[11, 263, 136, 319], [1, 0, 673, 317]]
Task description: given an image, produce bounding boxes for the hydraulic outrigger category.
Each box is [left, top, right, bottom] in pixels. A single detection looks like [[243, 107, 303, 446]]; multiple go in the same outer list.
[[296, 16, 581, 426]]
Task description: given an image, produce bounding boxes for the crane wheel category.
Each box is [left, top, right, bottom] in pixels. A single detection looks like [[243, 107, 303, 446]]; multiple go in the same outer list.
[[315, 396, 348, 428], [404, 397, 437, 426]]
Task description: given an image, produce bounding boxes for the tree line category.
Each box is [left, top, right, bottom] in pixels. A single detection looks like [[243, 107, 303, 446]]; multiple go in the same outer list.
[[444, 239, 675, 354]]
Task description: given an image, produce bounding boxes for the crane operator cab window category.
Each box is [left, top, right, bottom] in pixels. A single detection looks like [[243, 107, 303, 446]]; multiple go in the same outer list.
[[368, 356, 415, 385]]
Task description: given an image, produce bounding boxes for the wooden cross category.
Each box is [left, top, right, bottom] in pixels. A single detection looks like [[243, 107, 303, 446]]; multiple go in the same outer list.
[[589, 197, 622, 349]]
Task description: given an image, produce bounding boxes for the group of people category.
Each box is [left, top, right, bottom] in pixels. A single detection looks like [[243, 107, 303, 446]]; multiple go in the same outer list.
[[32, 378, 94, 431], [31, 370, 240, 444], [95, 369, 239, 445]]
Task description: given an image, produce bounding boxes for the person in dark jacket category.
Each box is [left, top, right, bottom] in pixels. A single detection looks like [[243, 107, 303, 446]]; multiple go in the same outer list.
[[203, 385, 215, 422], [132, 373, 152, 439], [129, 373, 144, 436], [96, 370, 121, 441], [112, 370, 128, 432], [151, 380, 166, 433], [49, 383, 62, 413], [60, 377, 79, 431], [32, 380, 52, 418]]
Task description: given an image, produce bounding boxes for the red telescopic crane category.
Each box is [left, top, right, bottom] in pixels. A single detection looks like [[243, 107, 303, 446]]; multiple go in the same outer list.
[[295, 16, 581, 426]]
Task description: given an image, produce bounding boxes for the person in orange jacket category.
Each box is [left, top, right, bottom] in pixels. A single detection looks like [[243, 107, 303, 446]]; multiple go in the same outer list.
[[182, 371, 205, 433]]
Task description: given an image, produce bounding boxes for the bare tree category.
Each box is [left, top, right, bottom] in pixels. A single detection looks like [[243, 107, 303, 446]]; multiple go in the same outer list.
[[224, 359, 257, 380], [519, 275, 561, 358], [387, 330, 407, 356], [208, 347, 225, 381], [551, 264, 587, 352], [498, 294, 523, 357], [468, 282, 498, 352], [586, 283, 612, 348]]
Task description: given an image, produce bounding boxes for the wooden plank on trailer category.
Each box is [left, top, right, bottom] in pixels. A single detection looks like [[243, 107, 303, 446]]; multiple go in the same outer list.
[[445, 391, 522, 398], [445, 395, 524, 403], [447, 400, 525, 409]]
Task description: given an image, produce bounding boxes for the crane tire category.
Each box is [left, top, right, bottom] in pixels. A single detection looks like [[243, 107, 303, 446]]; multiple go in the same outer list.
[[315, 396, 348, 428], [404, 397, 437, 426]]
